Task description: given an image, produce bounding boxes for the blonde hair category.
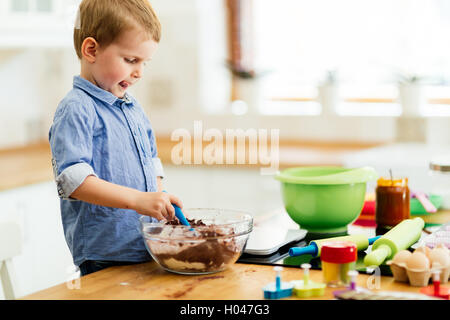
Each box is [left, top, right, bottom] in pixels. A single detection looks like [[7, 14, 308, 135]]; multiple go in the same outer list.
[[74, 0, 161, 59]]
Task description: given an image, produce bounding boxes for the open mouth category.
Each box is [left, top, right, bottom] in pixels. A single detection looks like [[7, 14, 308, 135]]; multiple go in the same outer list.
[[119, 81, 129, 90]]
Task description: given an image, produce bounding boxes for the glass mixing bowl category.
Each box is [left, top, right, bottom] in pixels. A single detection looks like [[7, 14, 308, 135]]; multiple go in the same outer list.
[[139, 208, 253, 275]]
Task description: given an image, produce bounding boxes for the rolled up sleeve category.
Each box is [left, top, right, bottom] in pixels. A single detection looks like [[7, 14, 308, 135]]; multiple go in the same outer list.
[[49, 101, 97, 199], [55, 162, 97, 199], [152, 157, 164, 178]]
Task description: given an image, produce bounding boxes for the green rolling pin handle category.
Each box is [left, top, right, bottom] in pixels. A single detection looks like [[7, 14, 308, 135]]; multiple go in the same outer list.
[[364, 218, 425, 266], [289, 235, 381, 257], [363, 244, 392, 267]]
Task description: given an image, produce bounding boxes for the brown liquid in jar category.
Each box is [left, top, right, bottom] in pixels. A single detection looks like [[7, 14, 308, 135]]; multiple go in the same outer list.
[[375, 177, 410, 232]]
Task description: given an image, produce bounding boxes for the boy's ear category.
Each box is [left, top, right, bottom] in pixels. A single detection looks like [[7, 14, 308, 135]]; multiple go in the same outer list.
[[81, 37, 99, 63]]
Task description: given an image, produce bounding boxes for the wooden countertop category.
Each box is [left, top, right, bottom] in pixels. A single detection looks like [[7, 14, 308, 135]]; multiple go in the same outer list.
[[22, 210, 450, 300], [21, 260, 439, 300], [0, 138, 381, 191], [0, 142, 53, 191]]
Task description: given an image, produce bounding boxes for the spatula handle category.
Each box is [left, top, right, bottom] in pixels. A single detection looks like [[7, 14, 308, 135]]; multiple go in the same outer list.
[[162, 190, 191, 227]]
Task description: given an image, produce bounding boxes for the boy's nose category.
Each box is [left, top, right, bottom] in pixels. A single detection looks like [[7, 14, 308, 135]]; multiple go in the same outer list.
[[132, 65, 143, 79]]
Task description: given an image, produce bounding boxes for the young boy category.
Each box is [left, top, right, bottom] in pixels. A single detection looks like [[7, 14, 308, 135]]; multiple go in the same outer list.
[[49, 0, 182, 276]]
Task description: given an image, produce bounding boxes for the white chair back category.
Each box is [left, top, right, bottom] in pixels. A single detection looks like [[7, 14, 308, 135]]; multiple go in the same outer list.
[[0, 220, 22, 300]]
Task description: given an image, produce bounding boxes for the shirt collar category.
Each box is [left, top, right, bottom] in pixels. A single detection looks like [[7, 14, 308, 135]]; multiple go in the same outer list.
[[73, 75, 133, 106]]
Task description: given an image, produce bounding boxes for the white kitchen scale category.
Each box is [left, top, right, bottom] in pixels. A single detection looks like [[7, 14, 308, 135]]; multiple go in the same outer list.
[[238, 210, 330, 268], [240, 210, 308, 258], [243, 226, 307, 256], [238, 225, 312, 267]]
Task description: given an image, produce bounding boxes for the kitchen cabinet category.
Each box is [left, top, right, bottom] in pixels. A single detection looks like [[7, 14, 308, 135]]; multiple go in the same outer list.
[[0, 181, 74, 299]]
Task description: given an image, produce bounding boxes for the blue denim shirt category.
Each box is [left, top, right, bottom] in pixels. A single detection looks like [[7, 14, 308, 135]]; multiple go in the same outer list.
[[49, 76, 164, 267]]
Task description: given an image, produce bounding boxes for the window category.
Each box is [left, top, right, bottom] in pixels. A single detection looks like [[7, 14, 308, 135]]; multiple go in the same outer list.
[[228, 0, 450, 116], [11, 0, 53, 13], [0, 0, 80, 47]]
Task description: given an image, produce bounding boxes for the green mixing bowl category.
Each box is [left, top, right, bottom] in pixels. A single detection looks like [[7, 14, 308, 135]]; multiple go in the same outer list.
[[275, 166, 378, 234]]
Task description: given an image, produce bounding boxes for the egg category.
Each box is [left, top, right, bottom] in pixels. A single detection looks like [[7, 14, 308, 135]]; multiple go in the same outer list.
[[406, 251, 430, 270], [393, 250, 412, 265], [414, 246, 431, 258], [429, 248, 450, 268]]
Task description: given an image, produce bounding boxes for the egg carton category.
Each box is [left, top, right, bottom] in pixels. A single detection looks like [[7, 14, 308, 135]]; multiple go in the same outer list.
[[387, 244, 450, 287]]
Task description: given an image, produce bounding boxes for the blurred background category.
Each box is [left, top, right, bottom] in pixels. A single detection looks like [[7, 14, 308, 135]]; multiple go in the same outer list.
[[0, 0, 449, 298]]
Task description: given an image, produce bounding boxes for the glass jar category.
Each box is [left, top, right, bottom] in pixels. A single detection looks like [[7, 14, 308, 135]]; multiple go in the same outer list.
[[429, 159, 450, 209], [375, 176, 410, 233]]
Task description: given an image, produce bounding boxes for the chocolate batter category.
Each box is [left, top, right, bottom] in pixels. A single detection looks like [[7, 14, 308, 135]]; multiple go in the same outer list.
[[146, 218, 242, 273]]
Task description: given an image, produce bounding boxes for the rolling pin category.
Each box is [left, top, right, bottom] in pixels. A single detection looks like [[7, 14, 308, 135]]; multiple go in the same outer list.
[[363, 217, 425, 266], [289, 234, 381, 257]]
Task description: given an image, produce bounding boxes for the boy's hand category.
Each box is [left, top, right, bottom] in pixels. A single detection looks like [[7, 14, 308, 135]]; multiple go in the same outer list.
[[133, 191, 183, 221]]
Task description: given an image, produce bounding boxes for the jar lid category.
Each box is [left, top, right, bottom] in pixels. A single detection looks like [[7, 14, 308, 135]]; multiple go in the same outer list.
[[321, 241, 357, 264], [429, 162, 450, 172], [430, 156, 450, 172], [377, 177, 408, 187]]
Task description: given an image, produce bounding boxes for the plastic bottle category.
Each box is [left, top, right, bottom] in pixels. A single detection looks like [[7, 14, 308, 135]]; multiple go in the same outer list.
[[320, 241, 357, 287]]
